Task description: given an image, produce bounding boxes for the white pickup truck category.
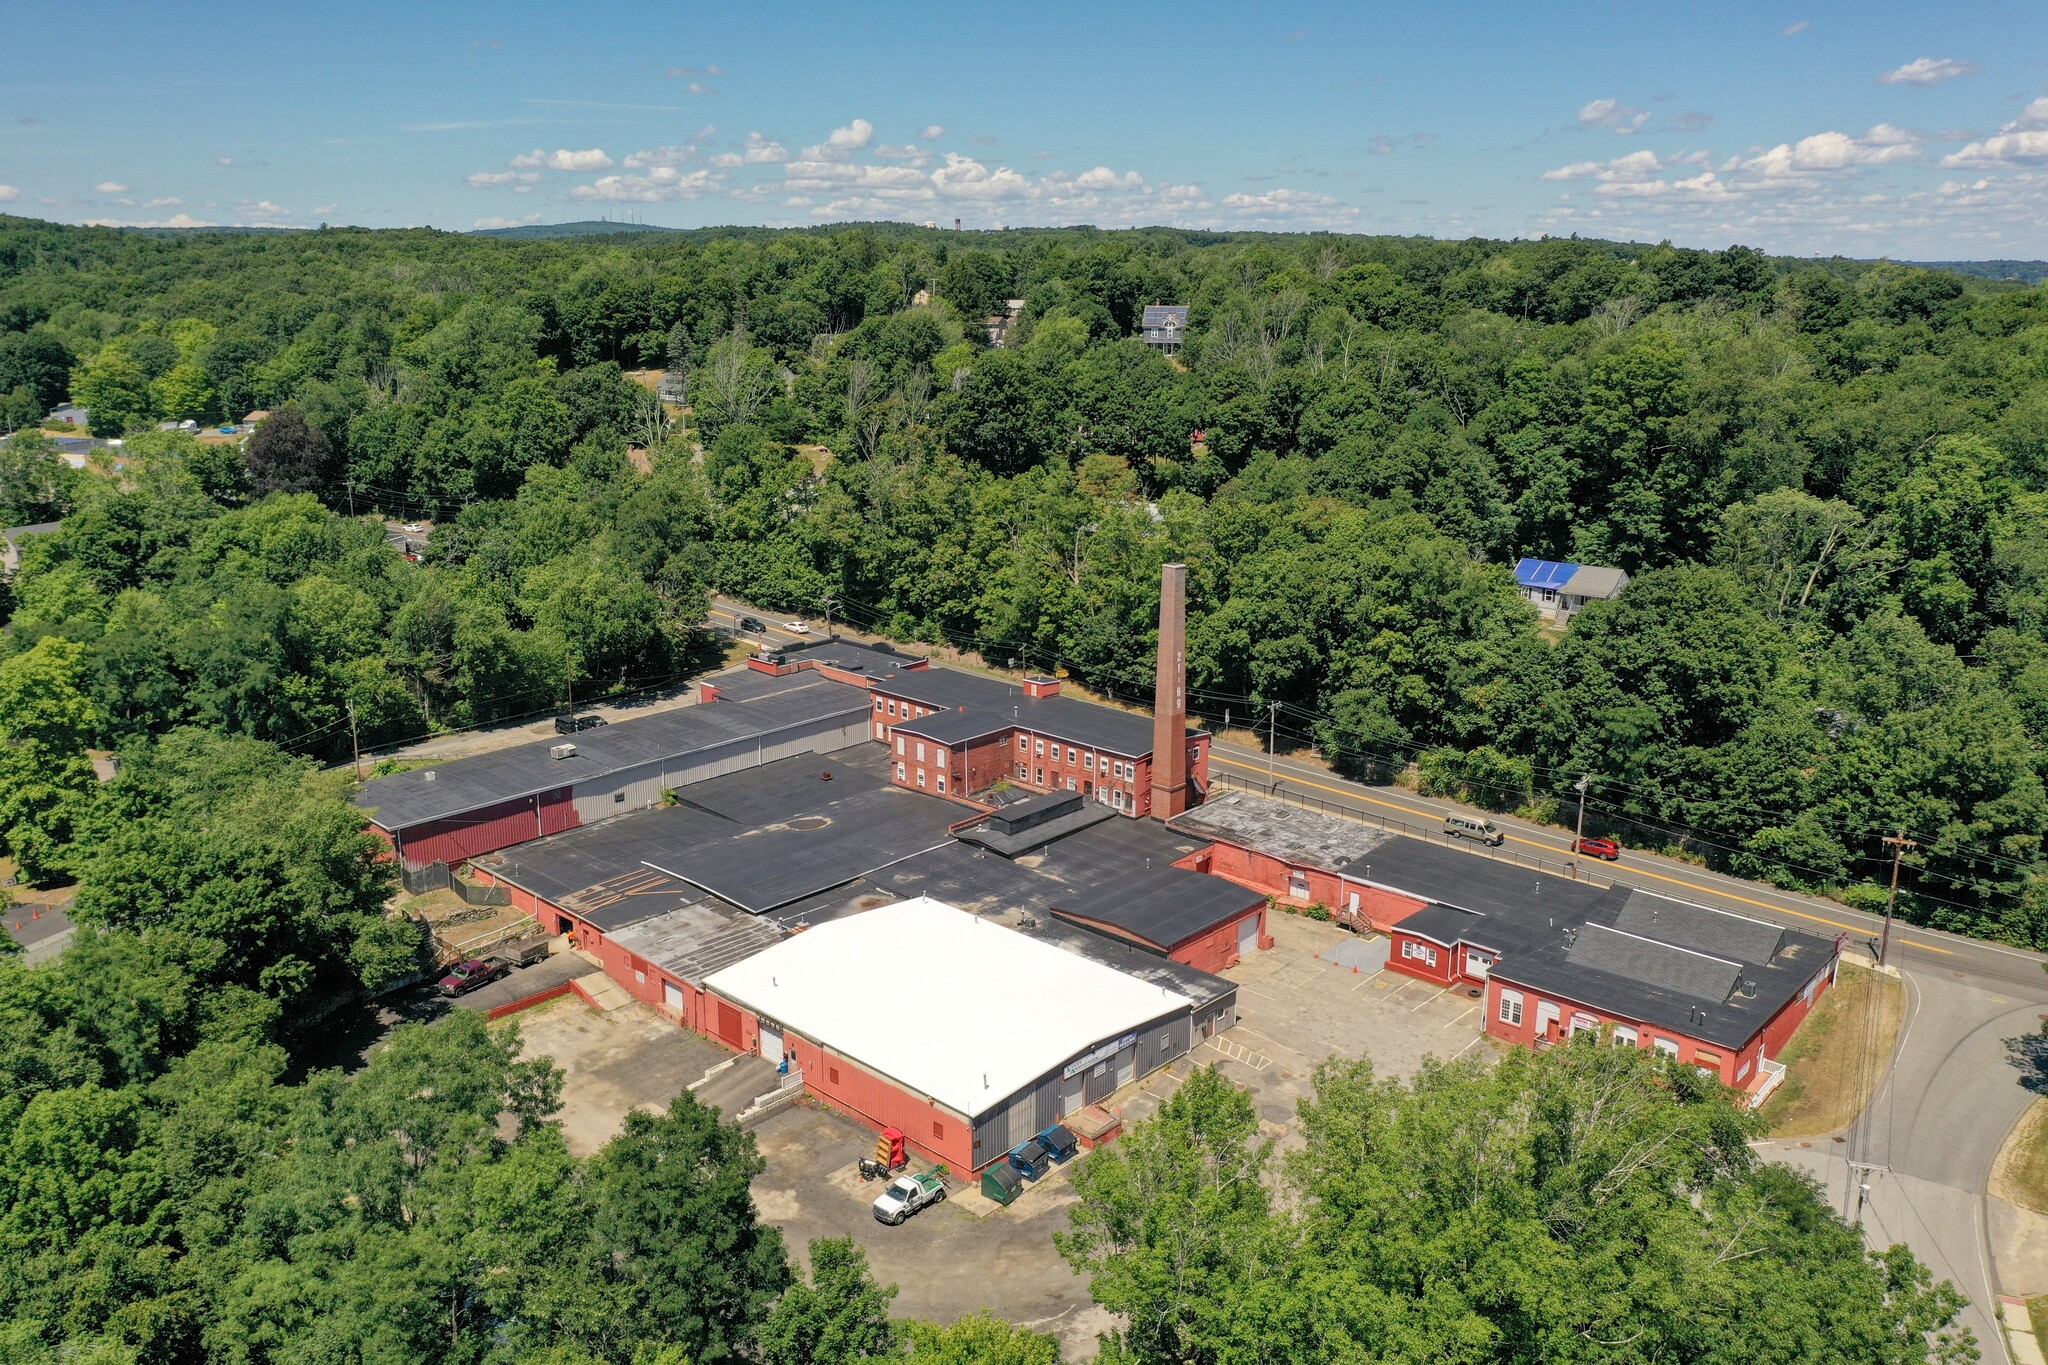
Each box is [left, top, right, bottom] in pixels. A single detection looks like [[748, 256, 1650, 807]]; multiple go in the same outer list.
[[871, 1171, 946, 1225]]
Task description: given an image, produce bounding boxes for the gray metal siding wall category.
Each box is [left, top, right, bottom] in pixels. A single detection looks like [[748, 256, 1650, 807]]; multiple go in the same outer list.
[[968, 1005, 1195, 1168], [568, 712, 870, 824]]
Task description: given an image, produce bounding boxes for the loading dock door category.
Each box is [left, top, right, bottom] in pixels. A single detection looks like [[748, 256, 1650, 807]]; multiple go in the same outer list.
[[1238, 913, 1259, 960], [1060, 1072, 1085, 1117], [662, 980, 684, 1010], [1114, 1046, 1136, 1089], [758, 1022, 784, 1067]]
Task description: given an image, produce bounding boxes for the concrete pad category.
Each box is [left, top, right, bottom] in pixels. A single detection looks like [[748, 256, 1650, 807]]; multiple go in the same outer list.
[[1317, 934, 1389, 975], [1994, 1197, 2048, 1299], [506, 997, 727, 1156]]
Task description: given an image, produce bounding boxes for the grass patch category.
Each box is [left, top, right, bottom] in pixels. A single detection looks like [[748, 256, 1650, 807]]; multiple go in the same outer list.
[[2027, 1293, 2048, 1358], [1757, 963, 1904, 1137], [1995, 1100, 2048, 1218]]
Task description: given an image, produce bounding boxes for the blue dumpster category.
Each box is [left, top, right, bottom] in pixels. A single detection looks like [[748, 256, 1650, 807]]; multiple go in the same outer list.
[[1007, 1138, 1050, 1181]]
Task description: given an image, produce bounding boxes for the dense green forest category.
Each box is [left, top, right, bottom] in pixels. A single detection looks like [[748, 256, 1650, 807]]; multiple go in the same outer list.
[[5, 214, 2048, 943], [0, 214, 2000, 1362]]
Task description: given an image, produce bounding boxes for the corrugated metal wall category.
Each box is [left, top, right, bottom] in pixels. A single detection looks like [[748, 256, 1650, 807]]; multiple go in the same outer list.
[[969, 1005, 1195, 1168]]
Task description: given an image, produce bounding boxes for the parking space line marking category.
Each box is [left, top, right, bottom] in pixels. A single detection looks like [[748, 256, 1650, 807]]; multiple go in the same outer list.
[[1408, 990, 1442, 1012], [1442, 1004, 1480, 1029], [1453, 1034, 1488, 1058]]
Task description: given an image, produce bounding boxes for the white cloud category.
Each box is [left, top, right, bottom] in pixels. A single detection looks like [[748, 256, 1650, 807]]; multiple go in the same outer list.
[[1577, 98, 1650, 134], [313, 203, 337, 216], [572, 167, 720, 201], [664, 63, 724, 77], [1071, 166, 1144, 191], [1219, 188, 1361, 227], [507, 147, 613, 171], [1877, 56, 1982, 86], [624, 145, 699, 168], [475, 213, 544, 228], [783, 161, 931, 194], [144, 197, 182, 208], [931, 152, 1035, 200], [921, 124, 945, 141], [83, 211, 215, 228], [0, 184, 18, 202], [1742, 125, 1921, 177], [2004, 97, 2048, 132], [214, 156, 236, 166], [1942, 129, 2048, 168], [468, 170, 544, 189], [95, 180, 127, 193], [802, 118, 874, 161], [237, 199, 293, 222], [1541, 149, 1664, 181], [1782, 20, 1810, 34], [707, 131, 787, 167]]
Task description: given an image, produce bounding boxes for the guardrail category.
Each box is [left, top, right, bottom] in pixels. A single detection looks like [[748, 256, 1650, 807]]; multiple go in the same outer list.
[[1209, 770, 1611, 891]]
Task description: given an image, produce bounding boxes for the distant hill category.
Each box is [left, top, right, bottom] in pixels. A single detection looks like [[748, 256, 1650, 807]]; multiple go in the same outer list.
[[470, 220, 678, 240], [1901, 259, 2048, 284]]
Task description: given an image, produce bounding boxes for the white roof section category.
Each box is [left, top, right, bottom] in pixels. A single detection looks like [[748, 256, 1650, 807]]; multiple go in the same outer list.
[[703, 896, 1192, 1119]]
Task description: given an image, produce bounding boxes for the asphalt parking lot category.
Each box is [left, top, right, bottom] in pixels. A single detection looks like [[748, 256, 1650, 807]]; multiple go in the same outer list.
[[750, 1101, 1111, 1357]]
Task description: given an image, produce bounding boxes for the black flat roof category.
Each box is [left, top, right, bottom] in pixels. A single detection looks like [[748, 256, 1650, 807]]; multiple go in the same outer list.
[[1381, 854, 1836, 1050], [356, 672, 869, 830], [475, 747, 962, 916], [876, 667, 1187, 757], [766, 637, 928, 675], [1051, 863, 1264, 952]]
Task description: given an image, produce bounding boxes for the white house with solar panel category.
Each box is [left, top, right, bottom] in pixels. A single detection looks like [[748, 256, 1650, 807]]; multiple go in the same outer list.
[[1514, 557, 1630, 621]]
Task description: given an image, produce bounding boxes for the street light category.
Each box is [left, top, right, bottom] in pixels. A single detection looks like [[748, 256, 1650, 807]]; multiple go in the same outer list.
[[1571, 774, 1590, 881]]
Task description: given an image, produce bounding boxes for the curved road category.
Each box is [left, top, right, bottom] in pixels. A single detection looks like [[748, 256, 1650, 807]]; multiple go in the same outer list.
[[708, 595, 2048, 1356]]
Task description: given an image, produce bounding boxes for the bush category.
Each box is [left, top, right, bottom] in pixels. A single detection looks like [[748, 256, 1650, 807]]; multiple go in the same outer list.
[[1306, 902, 1332, 922]]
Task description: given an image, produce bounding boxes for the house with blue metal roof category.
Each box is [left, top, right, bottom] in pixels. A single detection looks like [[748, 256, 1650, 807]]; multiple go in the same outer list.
[[1514, 557, 1630, 621]]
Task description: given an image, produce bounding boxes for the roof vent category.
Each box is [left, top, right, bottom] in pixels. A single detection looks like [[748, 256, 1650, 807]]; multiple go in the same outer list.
[[549, 743, 577, 760], [1739, 979, 1758, 998], [423, 770, 436, 782]]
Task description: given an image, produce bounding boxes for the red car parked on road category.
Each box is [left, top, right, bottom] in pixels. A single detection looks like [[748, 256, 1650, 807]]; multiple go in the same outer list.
[[1573, 836, 1622, 861], [437, 957, 511, 996]]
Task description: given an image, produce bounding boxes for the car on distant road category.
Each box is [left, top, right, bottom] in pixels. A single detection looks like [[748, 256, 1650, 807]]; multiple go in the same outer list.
[[1573, 836, 1622, 861], [403, 521, 425, 533], [783, 621, 810, 634], [871, 1171, 947, 1225], [737, 615, 767, 633], [554, 713, 607, 734], [437, 957, 511, 997]]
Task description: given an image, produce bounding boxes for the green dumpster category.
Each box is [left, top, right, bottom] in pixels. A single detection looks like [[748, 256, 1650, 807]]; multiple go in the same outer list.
[[981, 1160, 1024, 1206]]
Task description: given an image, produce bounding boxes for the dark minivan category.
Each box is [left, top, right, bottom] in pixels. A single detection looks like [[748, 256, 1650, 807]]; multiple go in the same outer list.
[[554, 713, 606, 734]]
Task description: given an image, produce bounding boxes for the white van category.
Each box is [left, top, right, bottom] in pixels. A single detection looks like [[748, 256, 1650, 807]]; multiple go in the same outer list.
[[1443, 814, 1504, 846]]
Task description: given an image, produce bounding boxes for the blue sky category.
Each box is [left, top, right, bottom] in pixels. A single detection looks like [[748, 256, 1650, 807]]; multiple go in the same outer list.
[[4, 0, 2046, 256]]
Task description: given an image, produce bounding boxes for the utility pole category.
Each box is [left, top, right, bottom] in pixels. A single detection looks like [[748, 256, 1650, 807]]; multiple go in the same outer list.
[[1267, 700, 1279, 790], [347, 699, 362, 779], [345, 479, 356, 518], [1878, 831, 1917, 968], [1847, 1160, 1889, 1226], [820, 594, 837, 640], [565, 650, 575, 712], [1572, 774, 1591, 881]]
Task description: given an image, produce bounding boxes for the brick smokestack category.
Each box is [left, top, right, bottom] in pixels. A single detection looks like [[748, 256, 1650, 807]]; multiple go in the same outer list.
[[1150, 563, 1190, 819]]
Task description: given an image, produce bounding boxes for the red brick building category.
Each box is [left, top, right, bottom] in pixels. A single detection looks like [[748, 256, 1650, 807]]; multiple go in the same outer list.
[[873, 670, 1210, 817], [1386, 898, 1836, 1105]]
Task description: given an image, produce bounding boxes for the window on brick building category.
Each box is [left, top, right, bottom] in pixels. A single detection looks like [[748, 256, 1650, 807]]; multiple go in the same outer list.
[[1652, 1037, 1679, 1057], [1084, 753, 1094, 771], [1017, 734, 1027, 750], [937, 773, 947, 792], [895, 735, 905, 755], [1498, 989, 1523, 1026], [1066, 746, 1076, 763], [1612, 1025, 1638, 1047], [1036, 738, 1045, 755], [932, 1120, 944, 1140], [916, 770, 926, 788], [1016, 762, 1027, 779], [915, 741, 926, 762], [895, 762, 905, 781], [888, 700, 897, 717], [829, 1066, 840, 1084], [1034, 767, 1044, 784]]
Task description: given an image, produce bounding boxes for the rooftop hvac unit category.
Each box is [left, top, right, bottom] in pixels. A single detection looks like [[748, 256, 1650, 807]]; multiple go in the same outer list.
[[549, 743, 577, 760]]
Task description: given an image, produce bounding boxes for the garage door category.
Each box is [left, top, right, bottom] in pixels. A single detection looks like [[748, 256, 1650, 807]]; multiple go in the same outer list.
[[1114, 1046, 1136, 1089], [1060, 1072, 1086, 1117], [662, 979, 684, 1010], [1237, 913, 1259, 960], [758, 1022, 784, 1067], [715, 1001, 743, 1047]]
